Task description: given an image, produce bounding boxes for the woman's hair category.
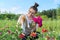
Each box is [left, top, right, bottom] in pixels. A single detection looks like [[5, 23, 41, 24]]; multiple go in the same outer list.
[[30, 2, 39, 12]]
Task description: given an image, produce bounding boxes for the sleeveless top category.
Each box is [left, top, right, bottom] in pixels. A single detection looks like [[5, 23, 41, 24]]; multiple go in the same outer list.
[[17, 14, 38, 36]]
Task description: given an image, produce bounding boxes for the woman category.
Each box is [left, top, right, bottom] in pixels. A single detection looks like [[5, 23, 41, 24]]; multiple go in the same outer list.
[[17, 3, 42, 40]]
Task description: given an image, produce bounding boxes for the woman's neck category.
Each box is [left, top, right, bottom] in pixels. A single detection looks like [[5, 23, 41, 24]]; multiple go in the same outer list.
[[26, 14, 34, 20]]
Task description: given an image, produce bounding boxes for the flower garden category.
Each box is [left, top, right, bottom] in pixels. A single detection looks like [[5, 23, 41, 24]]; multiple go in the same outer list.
[[0, 19, 60, 40]]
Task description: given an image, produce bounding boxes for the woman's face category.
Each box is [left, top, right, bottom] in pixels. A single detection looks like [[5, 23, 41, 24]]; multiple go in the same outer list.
[[28, 8, 37, 17]]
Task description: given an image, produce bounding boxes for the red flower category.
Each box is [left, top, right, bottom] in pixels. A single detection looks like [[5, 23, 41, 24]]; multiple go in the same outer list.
[[32, 16, 42, 27], [19, 33, 25, 39], [7, 30, 11, 34], [30, 32, 37, 37], [42, 28, 48, 33]]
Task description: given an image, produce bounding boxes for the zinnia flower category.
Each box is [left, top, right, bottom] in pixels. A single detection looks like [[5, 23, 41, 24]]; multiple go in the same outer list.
[[37, 16, 42, 27], [19, 33, 25, 39], [32, 16, 42, 27], [30, 32, 37, 37], [32, 17, 38, 23], [42, 28, 48, 33]]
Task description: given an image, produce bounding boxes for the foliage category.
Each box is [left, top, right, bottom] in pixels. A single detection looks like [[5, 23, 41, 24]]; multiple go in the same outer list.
[[0, 19, 60, 40]]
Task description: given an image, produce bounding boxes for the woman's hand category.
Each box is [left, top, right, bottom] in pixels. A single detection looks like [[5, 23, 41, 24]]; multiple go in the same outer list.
[[31, 26, 36, 32]]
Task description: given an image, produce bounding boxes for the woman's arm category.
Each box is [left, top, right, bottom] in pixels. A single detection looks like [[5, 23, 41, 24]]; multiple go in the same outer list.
[[16, 15, 26, 31]]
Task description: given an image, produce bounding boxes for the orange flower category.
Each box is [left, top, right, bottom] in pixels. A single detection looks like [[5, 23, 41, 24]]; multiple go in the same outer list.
[[19, 33, 25, 39], [30, 32, 37, 37], [42, 28, 48, 33]]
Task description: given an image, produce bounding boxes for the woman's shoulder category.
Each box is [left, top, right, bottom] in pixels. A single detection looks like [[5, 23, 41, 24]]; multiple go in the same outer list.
[[19, 14, 26, 19], [19, 14, 25, 17], [19, 14, 26, 21]]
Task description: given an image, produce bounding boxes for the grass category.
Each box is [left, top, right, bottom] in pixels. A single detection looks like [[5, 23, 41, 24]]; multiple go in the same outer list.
[[0, 19, 60, 40]]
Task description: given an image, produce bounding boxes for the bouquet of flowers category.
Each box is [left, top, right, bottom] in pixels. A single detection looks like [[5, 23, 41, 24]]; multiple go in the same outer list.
[[32, 16, 42, 27]]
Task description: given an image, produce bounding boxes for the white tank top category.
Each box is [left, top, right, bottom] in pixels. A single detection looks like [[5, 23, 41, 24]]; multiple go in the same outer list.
[[17, 14, 38, 35]]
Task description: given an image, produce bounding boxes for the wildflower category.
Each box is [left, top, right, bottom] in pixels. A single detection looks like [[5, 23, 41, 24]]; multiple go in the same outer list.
[[32, 17, 38, 23], [32, 16, 42, 27], [42, 28, 48, 33], [19, 33, 25, 39], [37, 16, 42, 27], [30, 32, 37, 37]]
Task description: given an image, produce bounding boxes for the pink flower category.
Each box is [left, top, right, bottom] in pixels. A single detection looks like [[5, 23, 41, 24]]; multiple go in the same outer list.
[[32, 17, 38, 23], [32, 16, 42, 27], [37, 16, 42, 27], [0, 32, 2, 35]]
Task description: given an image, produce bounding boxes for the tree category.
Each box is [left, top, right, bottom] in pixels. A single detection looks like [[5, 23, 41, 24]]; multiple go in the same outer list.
[[57, 5, 60, 16]]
